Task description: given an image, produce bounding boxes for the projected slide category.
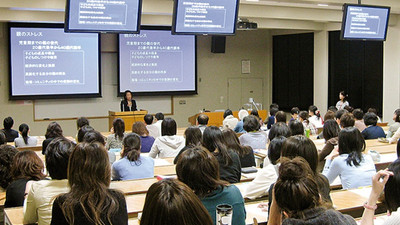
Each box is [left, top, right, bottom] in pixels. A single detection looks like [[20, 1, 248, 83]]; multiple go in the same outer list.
[[9, 25, 100, 99], [119, 28, 196, 95], [173, 0, 239, 35], [66, 0, 141, 33]]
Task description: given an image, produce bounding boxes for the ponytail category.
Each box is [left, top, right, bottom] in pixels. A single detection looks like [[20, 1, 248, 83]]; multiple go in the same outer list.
[[19, 123, 29, 145], [121, 133, 141, 163]]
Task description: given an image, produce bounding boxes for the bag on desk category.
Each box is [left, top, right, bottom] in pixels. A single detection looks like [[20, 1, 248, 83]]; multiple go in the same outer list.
[[241, 167, 258, 174]]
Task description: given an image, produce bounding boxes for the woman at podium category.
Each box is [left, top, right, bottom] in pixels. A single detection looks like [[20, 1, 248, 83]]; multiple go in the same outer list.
[[121, 90, 137, 112]]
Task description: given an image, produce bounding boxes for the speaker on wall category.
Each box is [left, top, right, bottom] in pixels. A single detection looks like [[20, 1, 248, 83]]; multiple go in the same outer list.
[[211, 36, 226, 53]]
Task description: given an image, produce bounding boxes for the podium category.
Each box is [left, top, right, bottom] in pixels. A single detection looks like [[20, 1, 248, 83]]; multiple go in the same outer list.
[[188, 110, 268, 127], [109, 111, 148, 132]]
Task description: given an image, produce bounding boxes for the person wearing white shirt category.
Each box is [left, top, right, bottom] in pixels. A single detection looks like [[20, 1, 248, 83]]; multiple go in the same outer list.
[[153, 112, 164, 137], [144, 114, 160, 138], [309, 105, 323, 128], [149, 118, 185, 158], [222, 109, 239, 130], [336, 91, 350, 111]]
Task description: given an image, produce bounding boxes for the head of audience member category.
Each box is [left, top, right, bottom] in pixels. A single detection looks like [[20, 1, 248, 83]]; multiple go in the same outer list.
[[384, 159, 400, 213], [202, 126, 232, 166], [243, 115, 261, 132], [0, 145, 18, 189], [141, 179, 213, 225], [270, 107, 279, 117], [124, 90, 133, 101], [281, 135, 318, 173], [291, 107, 300, 120], [121, 133, 141, 162], [274, 157, 321, 218], [176, 146, 227, 198], [324, 110, 335, 121], [222, 128, 252, 157], [161, 118, 177, 136], [76, 117, 89, 130], [183, 126, 202, 147], [308, 105, 321, 118], [18, 123, 30, 145], [270, 103, 279, 110], [339, 91, 348, 102], [197, 114, 209, 126], [132, 122, 149, 137], [368, 108, 379, 117], [393, 109, 400, 123], [112, 118, 125, 140], [250, 109, 260, 118], [328, 106, 338, 113], [46, 137, 75, 180], [144, 114, 154, 125], [238, 109, 249, 121], [3, 117, 14, 130], [289, 120, 304, 136], [275, 111, 287, 123], [45, 122, 63, 139], [364, 112, 378, 127], [338, 127, 365, 167], [353, 109, 364, 121], [322, 119, 340, 142], [11, 150, 45, 181], [82, 130, 106, 146], [335, 109, 348, 125], [0, 131, 6, 145], [155, 112, 164, 121], [340, 112, 355, 128], [298, 111, 309, 123], [344, 105, 354, 113], [268, 136, 287, 165], [223, 109, 233, 119], [269, 122, 291, 141], [77, 125, 94, 143]]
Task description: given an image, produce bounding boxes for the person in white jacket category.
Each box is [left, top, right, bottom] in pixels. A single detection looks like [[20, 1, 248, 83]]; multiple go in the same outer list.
[[149, 118, 185, 158], [222, 109, 239, 130]]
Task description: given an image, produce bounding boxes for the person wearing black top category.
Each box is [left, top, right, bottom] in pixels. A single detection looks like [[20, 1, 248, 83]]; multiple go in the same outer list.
[[42, 122, 63, 155], [2, 117, 19, 142], [120, 90, 137, 112]]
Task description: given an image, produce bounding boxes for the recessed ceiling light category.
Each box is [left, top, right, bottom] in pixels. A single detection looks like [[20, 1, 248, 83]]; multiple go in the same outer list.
[[317, 4, 329, 7]]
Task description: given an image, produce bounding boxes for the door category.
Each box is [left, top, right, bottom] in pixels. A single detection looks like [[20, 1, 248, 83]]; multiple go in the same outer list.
[[228, 78, 264, 110]]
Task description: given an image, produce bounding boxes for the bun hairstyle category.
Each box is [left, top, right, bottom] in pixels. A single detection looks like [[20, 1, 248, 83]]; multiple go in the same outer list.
[[308, 105, 321, 118], [19, 123, 30, 145], [340, 91, 348, 102]]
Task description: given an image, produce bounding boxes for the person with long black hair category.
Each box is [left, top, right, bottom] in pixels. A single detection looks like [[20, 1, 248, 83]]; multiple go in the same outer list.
[[14, 123, 37, 147]]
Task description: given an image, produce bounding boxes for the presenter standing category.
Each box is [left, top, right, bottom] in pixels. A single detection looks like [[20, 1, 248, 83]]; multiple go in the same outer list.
[[121, 90, 137, 112], [336, 91, 349, 110]]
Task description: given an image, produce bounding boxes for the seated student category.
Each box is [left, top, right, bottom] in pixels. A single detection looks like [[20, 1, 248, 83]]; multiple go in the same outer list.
[[132, 122, 155, 153], [2, 116, 19, 142], [318, 119, 340, 163], [328, 106, 338, 113], [14, 123, 38, 147], [174, 126, 202, 164], [76, 125, 94, 143], [112, 133, 154, 181], [106, 118, 126, 150], [368, 108, 382, 123], [323, 127, 376, 189], [202, 126, 241, 183], [24, 138, 75, 225], [335, 109, 348, 127], [353, 108, 367, 132], [0, 145, 18, 191], [275, 111, 287, 123], [5, 150, 46, 208], [82, 130, 116, 164], [250, 109, 263, 126], [144, 114, 160, 138], [340, 112, 355, 128], [362, 112, 386, 140], [239, 115, 268, 150], [288, 120, 304, 136], [50, 142, 128, 225], [176, 147, 246, 225], [298, 111, 317, 135], [222, 109, 239, 130], [387, 109, 400, 138], [154, 112, 164, 136], [269, 122, 291, 141], [324, 110, 336, 121], [309, 105, 323, 128], [197, 114, 209, 133], [223, 128, 255, 168], [149, 118, 185, 158], [0, 130, 6, 145], [268, 157, 356, 225], [141, 179, 213, 225], [234, 109, 249, 133], [75, 117, 89, 140], [244, 136, 286, 199], [266, 106, 279, 129], [290, 107, 300, 122], [42, 122, 63, 155]]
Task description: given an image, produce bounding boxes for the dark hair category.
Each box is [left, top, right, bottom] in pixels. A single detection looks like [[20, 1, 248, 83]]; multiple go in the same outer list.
[[385, 159, 400, 213], [176, 147, 228, 198], [161, 118, 177, 136], [123, 90, 133, 101], [394, 109, 400, 123], [339, 91, 348, 102], [270, 103, 279, 110], [340, 113, 355, 128], [250, 109, 259, 117], [83, 130, 106, 145], [184, 126, 202, 147], [197, 114, 209, 125], [113, 118, 125, 140], [344, 105, 354, 113], [45, 122, 63, 139], [335, 109, 348, 121], [155, 112, 164, 120], [11, 150, 45, 181], [144, 114, 154, 125], [324, 110, 335, 121], [275, 111, 287, 123], [223, 109, 233, 119], [18, 123, 30, 145], [352, 109, 364, 120], [76, 117, 89, 130], [0, 145, 18, 189], [338, 127, 365, 167], [122, 133, 141, 162], [268, 136, 286, 165], [281, 135, 318, 173], [222, 129, 252, 157], [0, 131, 6, 145], [243, 115, 261, 132], [3, 117, 14, 130], [323, 119, 340, 141], [141, 179, 213, 225], [364, 112, 378, 126], [132, 122, 149, 136], [368, 108, 378, 116], [270, 107, 279, 116], [289, 120, 304, 136], [299, 111, 309, 123], [308, 105, 320, 118], [291, 107, 300, 115], [269, 122, 291, 141], [328, 106, 338, 113], [77, 125, 94, 143], [46, 137, 75, 179], [202, 126, 232, 166]]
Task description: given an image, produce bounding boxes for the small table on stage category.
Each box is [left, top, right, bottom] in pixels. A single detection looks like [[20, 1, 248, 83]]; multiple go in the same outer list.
[[109, 111, 148, 132]]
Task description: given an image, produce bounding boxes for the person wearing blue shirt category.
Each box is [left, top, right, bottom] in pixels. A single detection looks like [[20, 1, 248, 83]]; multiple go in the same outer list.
[[361, 112, 386, 140]]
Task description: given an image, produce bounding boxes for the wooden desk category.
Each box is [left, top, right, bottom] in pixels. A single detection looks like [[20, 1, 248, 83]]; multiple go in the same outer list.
[[109, 111, 148, 132], [110, 178, 159, 195], [368, 144, 396, 154], [188, 110, 268, 127], [313, 139, 396, 151]]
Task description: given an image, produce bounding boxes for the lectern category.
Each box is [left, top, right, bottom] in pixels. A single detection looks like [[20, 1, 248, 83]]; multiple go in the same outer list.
[[108, 111, 148, 132]]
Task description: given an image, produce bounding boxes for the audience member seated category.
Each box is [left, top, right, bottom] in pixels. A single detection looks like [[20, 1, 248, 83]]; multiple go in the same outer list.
[[353, 108, 367, 132], [299, 111, 317, 135], [132, 122, 155, 153], [234, 109, 249, 133], [275, 111, 287, 123], [290, 107, 300, 122], [340, 112, 355, 128], [223, 128, 255, 168], [14, 123, 38, 147], [144, 114, 160, 138], [5, 150, 46, 208], [176, 147, 246, 225], [83, 130, 116, 164], [239, 115, 268, 150], [222, 109, 239, 130], [197, 114, 209, 133], [106, 118, 126, 150], [76, 125, 94, 143], [42, 122, 63, 155], [288, 120, 304, 136], [344, 106, 354, 113], [112, 133, 154, 181], [140, 179, 213, 225], [250, 109, 263, 126], [0, 131, 6, 145], [149, 118, 185, 158], [269, 122, 291, 142], [50, 142, 128, 225], [2, 116, 19, 142], [309, 105, 323, 128], [328, 106, 338, 113], [335, 109, 348, 127], [387, 108, 400, 138], [244, 136, 285, 199], [368, 108, 382, 123], [24, 138, 75, 225], [75, 117, 89, 140], [362, 113, 386, 140], [318, 120, 340, 164], [174, 126, 202, 164], [202, 126, 241, 183], [324, 110, 336, 121], [266, 106, 279, 129], [0, 145, 18, 191], [323, 127, 376, 189], [154, 112, 164, 136], [268, 157, 356, 225]]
